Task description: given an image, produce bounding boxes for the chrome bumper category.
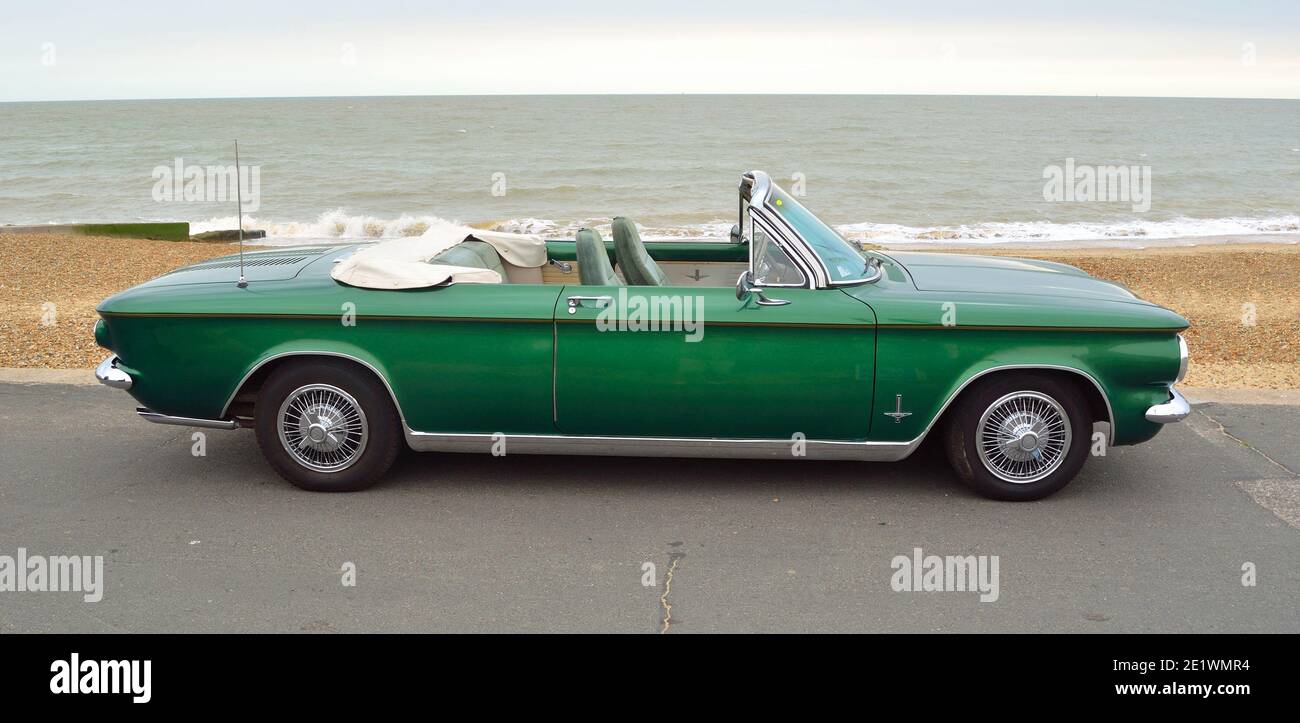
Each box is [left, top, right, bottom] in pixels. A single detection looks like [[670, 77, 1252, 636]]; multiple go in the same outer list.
[[1145, 387, 1190, 424], [137, 408, 240, 430], [95, 356, 133, 390]]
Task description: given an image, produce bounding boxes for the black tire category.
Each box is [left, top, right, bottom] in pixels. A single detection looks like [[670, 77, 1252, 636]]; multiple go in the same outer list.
[[943, 373, 1091, 501], [254, 359, 402, 492]]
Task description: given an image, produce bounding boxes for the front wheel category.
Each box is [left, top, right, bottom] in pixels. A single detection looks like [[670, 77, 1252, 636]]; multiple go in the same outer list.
[[255, 359, 402, 491], [943, 374, 1091, 501]]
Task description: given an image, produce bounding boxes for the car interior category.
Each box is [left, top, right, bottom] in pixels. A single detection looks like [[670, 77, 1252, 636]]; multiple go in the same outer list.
[[575, 228, 622, 286], [427, 218, 748, 288], [610, 217, 669, 286]]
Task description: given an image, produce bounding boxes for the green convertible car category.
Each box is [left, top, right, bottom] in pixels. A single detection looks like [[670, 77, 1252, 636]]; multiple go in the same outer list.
[[94, 171, 1190, 500]]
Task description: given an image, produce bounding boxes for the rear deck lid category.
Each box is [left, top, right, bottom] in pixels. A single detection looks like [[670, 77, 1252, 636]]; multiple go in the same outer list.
[[136, 245, 348, 288]]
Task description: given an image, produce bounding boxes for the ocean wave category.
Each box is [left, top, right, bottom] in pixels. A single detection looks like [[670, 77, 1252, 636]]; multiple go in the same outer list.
[[191, 210, 467, 240], [837, 216, 1300, 245], [191, 210, 1300, 246]]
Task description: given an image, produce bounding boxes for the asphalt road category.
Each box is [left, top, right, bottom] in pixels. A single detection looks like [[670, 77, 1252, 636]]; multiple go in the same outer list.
[[1, 382, 1297, 633]]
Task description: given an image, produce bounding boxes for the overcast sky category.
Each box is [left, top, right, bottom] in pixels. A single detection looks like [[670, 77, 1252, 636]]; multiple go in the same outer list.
[[2, 0, 1297, 101]]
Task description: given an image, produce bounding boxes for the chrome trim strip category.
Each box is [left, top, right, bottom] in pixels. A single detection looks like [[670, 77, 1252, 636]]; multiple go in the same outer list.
[[829, 257, 884, 287], [744, 171, 819, 289], [95, 356, 133, 390], [1145, 388, 1190, 424], [405, 364, 1115, 459], [1176, 334, 1189, 383], [219, 350, 408, 425], [551, 322, 558, 423], [875, 324, 1179, 333], [762, 198, 831, 288], [404, 429, 919, 462], [751, 172, 829, 288], [101, 312, 553, 324], [137, 408, 240, 430]]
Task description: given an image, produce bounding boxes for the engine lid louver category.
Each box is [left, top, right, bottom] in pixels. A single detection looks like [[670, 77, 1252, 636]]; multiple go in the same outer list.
[[164, 256, 309, 274]]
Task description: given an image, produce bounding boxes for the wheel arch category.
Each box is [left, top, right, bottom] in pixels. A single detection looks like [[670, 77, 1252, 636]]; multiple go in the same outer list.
[[923, 364, 1115, 447], [222, 350, 407, 426]]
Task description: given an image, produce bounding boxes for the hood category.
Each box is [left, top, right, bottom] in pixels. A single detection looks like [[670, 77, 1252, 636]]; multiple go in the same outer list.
[[130, 245, 351, 288], [882, 252, 1141, 303]]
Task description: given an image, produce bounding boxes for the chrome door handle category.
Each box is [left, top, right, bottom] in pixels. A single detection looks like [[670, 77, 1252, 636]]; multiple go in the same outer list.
[[567, 295, 613, 314], [749, 287, 791, 306]]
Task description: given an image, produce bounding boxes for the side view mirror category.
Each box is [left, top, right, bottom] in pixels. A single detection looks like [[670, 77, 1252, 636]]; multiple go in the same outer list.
[[729, 224, 742, 244], [735, 270, 791, 307], [735, 269, 754, 300]]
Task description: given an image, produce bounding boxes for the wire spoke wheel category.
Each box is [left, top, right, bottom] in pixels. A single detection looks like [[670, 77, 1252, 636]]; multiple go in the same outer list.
[[975, 391, 1072, 484], [276, 383, 369, 473]]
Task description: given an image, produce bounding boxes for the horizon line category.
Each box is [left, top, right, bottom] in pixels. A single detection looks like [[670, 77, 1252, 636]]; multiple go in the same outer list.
[[3, 91, 1299, 104]]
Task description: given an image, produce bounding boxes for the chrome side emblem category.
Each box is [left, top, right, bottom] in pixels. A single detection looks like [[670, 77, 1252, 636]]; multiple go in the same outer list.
[[884, 394, 912, 423]]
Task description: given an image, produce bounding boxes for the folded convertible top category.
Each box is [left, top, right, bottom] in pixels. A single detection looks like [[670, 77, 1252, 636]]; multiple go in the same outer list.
[[330, 225, 547, 289]]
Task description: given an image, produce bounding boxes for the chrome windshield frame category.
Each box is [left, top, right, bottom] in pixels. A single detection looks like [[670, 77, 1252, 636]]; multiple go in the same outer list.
[[740, 170, 881, 289], [742, 172, 811, 288]]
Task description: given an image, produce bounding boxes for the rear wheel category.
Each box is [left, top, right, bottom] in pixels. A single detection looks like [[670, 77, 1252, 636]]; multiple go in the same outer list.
[[943, 374, 1090, 501], [255, 359, 401, 491]]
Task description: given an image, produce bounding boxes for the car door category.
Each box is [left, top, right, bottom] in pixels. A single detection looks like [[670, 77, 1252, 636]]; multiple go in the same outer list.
[[553, 279, 876, 440], [380, 282, 564, 434]]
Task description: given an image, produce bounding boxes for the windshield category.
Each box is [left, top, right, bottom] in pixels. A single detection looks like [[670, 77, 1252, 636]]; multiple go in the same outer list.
[[767, 184, 868, 283]]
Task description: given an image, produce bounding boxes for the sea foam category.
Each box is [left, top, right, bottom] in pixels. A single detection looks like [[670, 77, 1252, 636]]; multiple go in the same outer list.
[[192, 210, 1300, 247]]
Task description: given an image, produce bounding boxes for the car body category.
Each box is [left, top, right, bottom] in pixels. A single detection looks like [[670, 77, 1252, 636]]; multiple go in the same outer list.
[[95, 171, 1190, 499]]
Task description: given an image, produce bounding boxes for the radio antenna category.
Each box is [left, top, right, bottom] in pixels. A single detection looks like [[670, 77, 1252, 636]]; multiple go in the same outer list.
[[234, 140, 247, 288]]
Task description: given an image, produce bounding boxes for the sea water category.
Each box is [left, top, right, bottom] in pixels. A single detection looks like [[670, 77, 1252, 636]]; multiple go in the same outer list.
[[1, 95, 1296, 246]]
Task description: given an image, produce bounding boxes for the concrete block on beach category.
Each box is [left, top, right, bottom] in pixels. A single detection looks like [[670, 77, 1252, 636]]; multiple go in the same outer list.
[[190, 229, 267, 242], [2, 222, 190, 241]]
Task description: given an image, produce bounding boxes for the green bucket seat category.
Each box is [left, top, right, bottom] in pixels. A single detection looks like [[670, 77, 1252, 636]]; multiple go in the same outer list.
[[576, 228, 623, 286], [611, 217, 668, 286]]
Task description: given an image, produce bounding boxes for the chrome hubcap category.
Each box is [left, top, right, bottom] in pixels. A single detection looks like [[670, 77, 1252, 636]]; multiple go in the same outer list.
[[277, 384, 368, 473], [976, 391, 1071, 484]]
